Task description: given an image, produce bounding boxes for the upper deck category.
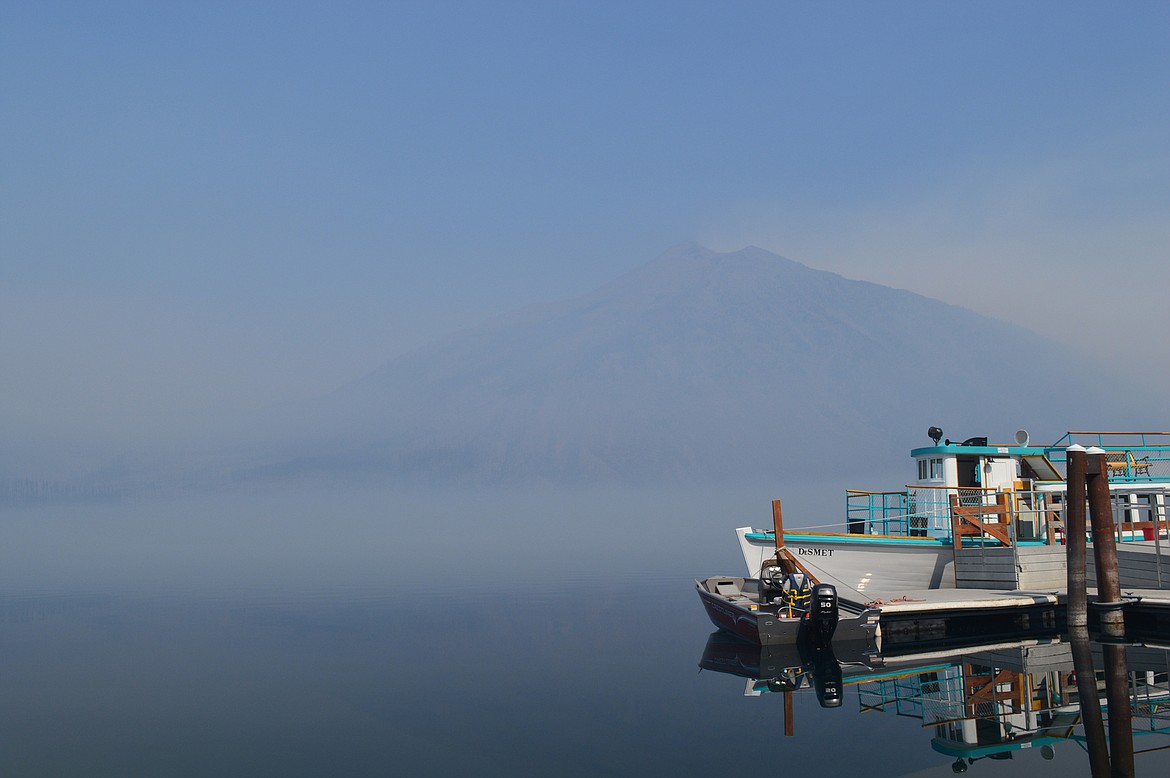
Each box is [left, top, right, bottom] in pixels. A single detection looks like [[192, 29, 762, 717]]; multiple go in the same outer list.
[[909, 431, 1170, 490], [1045, 431, 1170, 484], [848, 430, 1170, 542]]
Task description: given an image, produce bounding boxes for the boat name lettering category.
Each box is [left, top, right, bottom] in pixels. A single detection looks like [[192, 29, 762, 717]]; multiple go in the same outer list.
[[797, 548, 832, 557]]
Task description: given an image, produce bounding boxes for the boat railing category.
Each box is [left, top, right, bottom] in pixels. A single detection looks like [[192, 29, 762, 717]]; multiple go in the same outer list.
[[1023, 489, 1063, 544], [1101, 488, 1168, 586], [909, 485, 1000, 539], [856, 672, 938, 717], [854, 655, 1170, 763], [1042, 485, 1170, 537], [1106, 489, 1170, 548], [847, 481, 1170, 560], [846, 489, 911, 535], [1045, 432, 1170, 484], [847, 486, 1005, 538], [1019, 487, 1169, 590], [950, 488, 1049, 574]]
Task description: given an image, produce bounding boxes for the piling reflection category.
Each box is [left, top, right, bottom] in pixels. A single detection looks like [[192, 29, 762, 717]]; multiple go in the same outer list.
[[699, 631, 1170, 773], [1103, 638, 1136, 776], [1069, 630, 1109, 776]]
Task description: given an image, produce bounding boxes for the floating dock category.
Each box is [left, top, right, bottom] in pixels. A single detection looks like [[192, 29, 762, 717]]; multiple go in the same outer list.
[[865, 588, 1062, 653], [1119, 590, 1170, 642], [862, 586, 1170, 652]]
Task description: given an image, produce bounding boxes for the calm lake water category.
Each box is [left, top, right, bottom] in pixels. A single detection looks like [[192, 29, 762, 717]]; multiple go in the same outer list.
[[3, 484, 1168, 776]]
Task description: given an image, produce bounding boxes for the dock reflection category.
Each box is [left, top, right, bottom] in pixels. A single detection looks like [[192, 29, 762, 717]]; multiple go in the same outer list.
[[699, 631, 1170, 773]]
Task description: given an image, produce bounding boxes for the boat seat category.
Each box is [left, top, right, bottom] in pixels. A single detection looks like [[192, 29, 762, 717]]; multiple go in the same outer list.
[[713, 580, 741, 596], [1105, 451, 1152, 478]]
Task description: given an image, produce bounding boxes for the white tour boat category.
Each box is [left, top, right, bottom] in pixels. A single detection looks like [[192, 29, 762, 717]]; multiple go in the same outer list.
[[736, 429, 1170, 607]]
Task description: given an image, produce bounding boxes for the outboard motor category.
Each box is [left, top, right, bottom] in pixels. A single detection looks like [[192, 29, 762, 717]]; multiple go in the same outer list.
[[805, 583, 840, 642], [809, 644, 844, 708], [797, 629, 844, 708]]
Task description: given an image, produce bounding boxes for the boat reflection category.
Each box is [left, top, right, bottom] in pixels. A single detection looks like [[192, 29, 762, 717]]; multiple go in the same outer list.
[[698, 632, 859, 708], [699, 631, 1170, 772]]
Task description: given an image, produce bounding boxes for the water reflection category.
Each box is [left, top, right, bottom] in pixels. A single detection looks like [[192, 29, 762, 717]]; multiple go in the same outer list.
[[699, 631, 1170, 773]]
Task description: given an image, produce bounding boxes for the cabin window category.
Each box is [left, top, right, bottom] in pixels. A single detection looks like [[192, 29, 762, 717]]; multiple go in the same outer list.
[[918, 458, 944, 481]]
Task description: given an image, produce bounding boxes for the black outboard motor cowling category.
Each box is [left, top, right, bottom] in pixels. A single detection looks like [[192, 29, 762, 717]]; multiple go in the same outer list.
[[810, 644, 844, 708], [797, 619, 845, 708], [806, 583, 839, 642]]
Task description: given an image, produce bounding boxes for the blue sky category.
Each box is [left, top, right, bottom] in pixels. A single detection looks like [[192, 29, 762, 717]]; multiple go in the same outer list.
[[3, 1, 1168, 448]]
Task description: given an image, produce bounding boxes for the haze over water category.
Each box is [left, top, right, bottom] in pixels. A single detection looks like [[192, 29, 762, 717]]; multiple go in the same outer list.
[[5, 3, 1170, 774], [1, 484, 1167, 776]]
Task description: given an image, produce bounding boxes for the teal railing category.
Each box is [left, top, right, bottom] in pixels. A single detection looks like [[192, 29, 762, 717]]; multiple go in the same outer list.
[[846, 490, 910, 535], [1046, 432, 1170, 483]]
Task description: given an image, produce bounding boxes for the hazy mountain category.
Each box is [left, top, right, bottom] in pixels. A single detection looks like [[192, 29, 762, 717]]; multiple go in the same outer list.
[[251, 243, 1140, 487]]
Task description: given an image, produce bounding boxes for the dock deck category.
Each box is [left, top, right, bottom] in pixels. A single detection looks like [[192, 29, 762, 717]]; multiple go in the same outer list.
[[863, 586, 1170, 651], [868, 588, 1060, 613]]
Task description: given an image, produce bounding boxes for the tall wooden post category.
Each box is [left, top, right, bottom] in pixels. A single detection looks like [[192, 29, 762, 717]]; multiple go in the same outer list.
[[772, 499, 785, 551], [769, 498, 819, 585], [1066, 445, 1089, 629], [1086, 447, 1126, 639]]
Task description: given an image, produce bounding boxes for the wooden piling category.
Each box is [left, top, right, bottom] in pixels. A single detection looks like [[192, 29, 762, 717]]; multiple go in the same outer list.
[[1086, 448, 1126, 639], [1066, 445, 1089, 629]]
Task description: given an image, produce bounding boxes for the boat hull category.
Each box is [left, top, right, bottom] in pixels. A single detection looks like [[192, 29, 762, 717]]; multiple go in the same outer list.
[[736, 528, 957, 605], [696, 577, 878, 645], [696, 581, 808, 645]]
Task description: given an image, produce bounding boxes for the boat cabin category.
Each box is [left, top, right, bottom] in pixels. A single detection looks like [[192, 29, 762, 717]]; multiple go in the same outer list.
[[895, 430, 1170, 544], [910, 428, 1073, 491], [911, 439, 1030, 493], [902, 437, 1051, 540]]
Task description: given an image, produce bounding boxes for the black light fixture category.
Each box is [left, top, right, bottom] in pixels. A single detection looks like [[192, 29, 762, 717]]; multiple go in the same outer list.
[[928, 426, 943, 445]]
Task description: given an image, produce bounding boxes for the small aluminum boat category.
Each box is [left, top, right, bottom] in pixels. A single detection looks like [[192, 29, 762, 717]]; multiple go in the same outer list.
[[696, 576, 878, 646]]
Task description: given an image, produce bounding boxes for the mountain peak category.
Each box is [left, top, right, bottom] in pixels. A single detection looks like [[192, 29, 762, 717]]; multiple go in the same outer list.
[[637, 242, 805, 273], [285, 244, 1121, 486], [585, 243, 816, 307]]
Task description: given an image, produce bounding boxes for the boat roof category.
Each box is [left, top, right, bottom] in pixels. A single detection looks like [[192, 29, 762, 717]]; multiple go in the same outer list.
[[912, 434, 1170, 459], [910, 443, 1033, 458]]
